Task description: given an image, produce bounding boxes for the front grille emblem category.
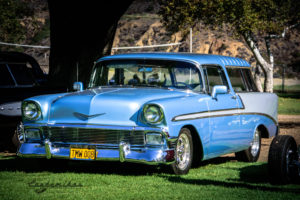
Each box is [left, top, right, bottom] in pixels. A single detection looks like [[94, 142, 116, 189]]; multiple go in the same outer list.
[[73, 112, 106, 120]]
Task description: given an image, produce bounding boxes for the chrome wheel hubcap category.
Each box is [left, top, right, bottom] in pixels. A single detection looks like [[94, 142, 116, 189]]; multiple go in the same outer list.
[[250, 130, 260, 157], [176, 133, 191, 170], [286, 146, 294, 175], [16, 122, 25, 144]]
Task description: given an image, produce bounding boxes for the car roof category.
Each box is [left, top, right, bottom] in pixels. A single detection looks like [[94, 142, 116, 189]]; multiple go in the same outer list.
[[98, 52, 251, 68]]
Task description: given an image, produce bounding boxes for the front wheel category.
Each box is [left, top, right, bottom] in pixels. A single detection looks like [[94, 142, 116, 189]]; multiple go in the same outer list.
[[235, 128, 261, 162], [171, 128, 193, 175]]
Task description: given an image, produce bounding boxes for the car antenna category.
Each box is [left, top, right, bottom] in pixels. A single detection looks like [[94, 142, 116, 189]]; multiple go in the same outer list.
[[76, 62, 78, 82]]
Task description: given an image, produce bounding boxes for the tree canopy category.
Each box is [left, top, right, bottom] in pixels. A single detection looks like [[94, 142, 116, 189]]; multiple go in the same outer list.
[[0, 0, 33, 43], [159, 0, 300, 92], [159, 0, 299, 36]]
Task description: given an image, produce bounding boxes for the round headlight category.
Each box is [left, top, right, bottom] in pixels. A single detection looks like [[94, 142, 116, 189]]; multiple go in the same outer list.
[[22, 101, 42, 121], [143, 104, 164, 124]]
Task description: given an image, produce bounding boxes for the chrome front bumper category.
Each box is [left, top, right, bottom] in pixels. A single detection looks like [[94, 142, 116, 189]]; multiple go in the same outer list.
[[17, 123, 176, 165]]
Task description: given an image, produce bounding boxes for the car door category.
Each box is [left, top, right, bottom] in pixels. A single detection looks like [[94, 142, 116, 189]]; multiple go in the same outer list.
[[202, 65, 242, 156]]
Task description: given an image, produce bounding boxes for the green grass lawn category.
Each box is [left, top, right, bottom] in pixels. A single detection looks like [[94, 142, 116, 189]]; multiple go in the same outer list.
[[278, 97, 300, 115], [259, 84, 300, 115], [277, 92, 300, 115], [0, 155, 299, 200]]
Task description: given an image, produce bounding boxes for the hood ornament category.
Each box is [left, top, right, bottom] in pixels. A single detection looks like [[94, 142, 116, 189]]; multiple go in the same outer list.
[[73, 112, 106, 120]]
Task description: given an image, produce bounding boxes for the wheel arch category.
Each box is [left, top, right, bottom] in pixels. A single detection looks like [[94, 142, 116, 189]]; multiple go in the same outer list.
[[182, 124, 204, 165], [256, 124, 269, 138]]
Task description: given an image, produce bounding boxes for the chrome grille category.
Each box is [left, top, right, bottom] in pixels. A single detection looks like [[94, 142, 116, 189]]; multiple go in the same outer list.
[[42, 127, 145, 145]]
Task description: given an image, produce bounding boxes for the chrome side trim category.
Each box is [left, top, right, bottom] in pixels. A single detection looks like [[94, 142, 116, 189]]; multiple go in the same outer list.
[[172, 111, 277, 125], [172, 108, 243, 122], [245, 112, 277, 125]]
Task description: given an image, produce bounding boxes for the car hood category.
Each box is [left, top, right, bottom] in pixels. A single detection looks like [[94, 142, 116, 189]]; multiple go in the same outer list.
[[48, 87, 190, 126]]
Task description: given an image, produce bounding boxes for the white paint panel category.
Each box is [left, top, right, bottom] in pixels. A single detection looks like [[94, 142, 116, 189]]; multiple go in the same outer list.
[[238, 92, 278, 122]]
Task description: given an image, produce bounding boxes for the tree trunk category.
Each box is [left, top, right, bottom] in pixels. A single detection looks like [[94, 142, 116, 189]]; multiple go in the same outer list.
[[254, 64, 263, 92], [47, 1, 133, 89], [264, 37, 274, 93], [243, 32, 273, 93], [264, 68, 274, 93]]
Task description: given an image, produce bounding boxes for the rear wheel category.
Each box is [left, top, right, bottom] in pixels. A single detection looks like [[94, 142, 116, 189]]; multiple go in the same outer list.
[[171, 128, 193, 175], [235, 128, 261, 162], [268, 135, 299, 184]]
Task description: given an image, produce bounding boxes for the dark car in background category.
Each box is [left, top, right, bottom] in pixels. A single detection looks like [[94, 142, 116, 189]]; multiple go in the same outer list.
[[0, 52, 66, 151]]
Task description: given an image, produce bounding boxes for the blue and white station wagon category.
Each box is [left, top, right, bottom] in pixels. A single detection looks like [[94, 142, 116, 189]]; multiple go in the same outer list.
[[18, 53, 278, 174]]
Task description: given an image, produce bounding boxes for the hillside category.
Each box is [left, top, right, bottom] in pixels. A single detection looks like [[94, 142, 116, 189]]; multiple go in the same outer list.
[[1, 0, 299, 78], [113, 0, 300, 78]]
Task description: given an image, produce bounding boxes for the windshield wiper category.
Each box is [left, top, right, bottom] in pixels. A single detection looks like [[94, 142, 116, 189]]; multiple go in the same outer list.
[[133, 84, 160, 88], [88, 84, 167, 90]]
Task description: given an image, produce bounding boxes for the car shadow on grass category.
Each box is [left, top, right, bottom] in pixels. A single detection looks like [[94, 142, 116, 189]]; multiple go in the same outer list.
[[160, 160, 300, 193], [0, 155, 162, 175], [2, 153, 298, 190], [195, 156, 237, 167], [0, 154, 238, 175], [161, 175, 300, 194], [231, 163, 270, 184]]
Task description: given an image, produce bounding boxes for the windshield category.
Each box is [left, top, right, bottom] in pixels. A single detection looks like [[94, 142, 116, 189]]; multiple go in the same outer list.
[[88, 59, 203, 92]]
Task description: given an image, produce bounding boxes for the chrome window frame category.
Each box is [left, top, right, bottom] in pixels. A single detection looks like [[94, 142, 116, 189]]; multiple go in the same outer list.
[[201, 64, 230, 94]]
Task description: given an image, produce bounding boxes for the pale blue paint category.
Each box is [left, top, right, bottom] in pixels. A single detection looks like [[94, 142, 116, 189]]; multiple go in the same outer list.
[[98, 53, 251, 68], [19, 53, 277, 164]]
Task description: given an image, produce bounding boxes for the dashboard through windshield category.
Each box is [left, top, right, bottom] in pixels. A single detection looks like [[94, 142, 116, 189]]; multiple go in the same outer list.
[[88, 59, 203, 92]]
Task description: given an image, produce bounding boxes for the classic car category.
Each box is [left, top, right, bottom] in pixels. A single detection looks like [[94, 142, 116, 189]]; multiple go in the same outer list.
[[18, 53, 278, 174], [0, 52, 66, 150]]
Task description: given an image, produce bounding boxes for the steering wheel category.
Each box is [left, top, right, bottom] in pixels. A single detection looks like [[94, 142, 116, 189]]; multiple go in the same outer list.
[[175, 82, 193, 90]]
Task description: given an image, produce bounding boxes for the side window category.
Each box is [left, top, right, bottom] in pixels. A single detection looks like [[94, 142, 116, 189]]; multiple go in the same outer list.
[[241, 69, 258, 92], [226, 67, 258, 92], [226, 68, 247, 92], [203, 65, 228, 93], [8, 63, 35, 85], [173, 67, 202, 92], [0, 64, 15, 86]]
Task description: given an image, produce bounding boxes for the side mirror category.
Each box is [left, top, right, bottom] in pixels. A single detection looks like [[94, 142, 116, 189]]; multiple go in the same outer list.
[[211, 85, 227, 100], [73, 82, 83, 92]]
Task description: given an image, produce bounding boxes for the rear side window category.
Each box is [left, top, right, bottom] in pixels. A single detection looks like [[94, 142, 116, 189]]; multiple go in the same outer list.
[[227, 68, 247, 92], [241, 69, 257, 92], [226, 67, 257, 92], [203, 65, 229, 93]]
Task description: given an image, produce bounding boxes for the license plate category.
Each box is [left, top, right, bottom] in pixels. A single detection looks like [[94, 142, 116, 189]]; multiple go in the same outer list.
[[70, 148, 96, 160]]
